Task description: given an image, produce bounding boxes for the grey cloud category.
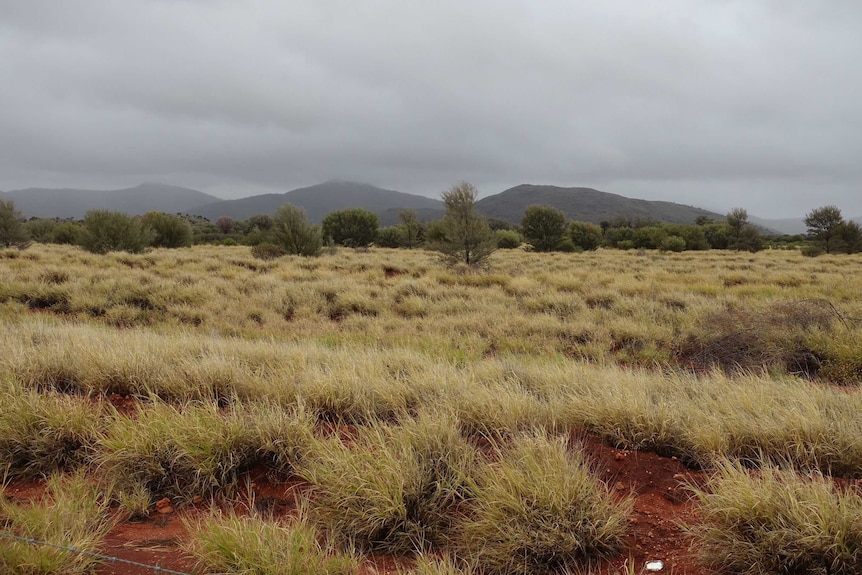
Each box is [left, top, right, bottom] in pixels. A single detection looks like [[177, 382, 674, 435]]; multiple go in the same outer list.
[[1, 0, 860, 217]]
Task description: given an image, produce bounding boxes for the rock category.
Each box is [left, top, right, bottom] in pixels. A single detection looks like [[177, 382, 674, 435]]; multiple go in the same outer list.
[[615, 481, 626, 491]]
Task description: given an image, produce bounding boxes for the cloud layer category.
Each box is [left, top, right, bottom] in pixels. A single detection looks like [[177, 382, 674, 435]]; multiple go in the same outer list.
[[1, 1, 860, 217]]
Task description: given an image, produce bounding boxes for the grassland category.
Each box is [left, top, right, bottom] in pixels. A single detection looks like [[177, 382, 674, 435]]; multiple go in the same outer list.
[[1, 243, 861, 574]]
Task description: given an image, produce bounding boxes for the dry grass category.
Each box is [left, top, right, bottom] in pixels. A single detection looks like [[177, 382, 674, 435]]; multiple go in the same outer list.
[[689, 459, 862, 574]]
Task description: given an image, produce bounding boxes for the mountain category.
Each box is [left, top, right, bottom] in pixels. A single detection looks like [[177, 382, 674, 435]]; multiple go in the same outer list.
[[191, 181, 443, 224], [0, 183, 220, 219], [748, 216, 806, 236], [475, 184, 725, 225]]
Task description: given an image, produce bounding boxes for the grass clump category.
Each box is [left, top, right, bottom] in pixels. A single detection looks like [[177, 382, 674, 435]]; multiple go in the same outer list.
[[300, 412, 476, 553], [454, 433, 631, 575], [0, 473, 115, 574], [0, 385, 104, 478], [97, 401, 315, 508], [186, 509, 361, 575], [689, 460, 862, 574]]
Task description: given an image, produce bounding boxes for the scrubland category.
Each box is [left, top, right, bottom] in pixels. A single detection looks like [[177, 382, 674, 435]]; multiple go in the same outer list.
[[1, 243, 861, 574]]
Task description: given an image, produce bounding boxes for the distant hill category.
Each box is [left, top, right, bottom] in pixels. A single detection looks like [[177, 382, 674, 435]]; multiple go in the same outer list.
[[191, 181, 443, 224], [475, 184, 724, 225], [748, 216, 806, 236], [0, 183, 220, 219]]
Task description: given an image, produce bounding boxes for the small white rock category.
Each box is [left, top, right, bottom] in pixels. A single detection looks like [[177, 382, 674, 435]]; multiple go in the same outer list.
[[645, 559, 664, 572]]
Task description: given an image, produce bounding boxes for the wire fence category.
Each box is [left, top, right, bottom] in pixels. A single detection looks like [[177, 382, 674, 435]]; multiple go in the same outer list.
[[0, 530, 193, 575]]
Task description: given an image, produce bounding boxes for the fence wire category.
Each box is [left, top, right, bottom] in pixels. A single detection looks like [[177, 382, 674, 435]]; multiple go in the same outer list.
[[0, 530, 193, 575]]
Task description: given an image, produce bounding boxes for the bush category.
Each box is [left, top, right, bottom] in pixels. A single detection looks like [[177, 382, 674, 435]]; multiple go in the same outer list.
[[521, 205, 567, 252], [495, 229, 522, 249], [660, 235, 686, 252], [23, 219, 57, 243], [273, 203, 323, 257], [455, 433, 631, 574], [322, 208, 379, 248], [377, 225, 407, 248], [141, 212, 193, 248], [429, 182, 496, 267], [250, 242, 286, 260], [568, 221, 602, 251], [80, 210, 152, 254], [51, 221, 84, 244], [0, 199, 28, 247]]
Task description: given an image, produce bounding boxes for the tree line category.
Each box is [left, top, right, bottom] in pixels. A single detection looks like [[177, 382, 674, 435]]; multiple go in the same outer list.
[[1, 188, 859, 263]]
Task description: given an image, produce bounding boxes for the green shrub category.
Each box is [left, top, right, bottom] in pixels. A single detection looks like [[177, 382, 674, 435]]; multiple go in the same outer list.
[[80, 210, 153, 254], [322, 208, 379, 248], [521, 205, 567, 252], [660, 235, 686, 252], [454, 433, 631, 574], [568, 221, 603, 251], [141, 212, 193, 248], [494, 229, 522, 249], [377, 225, 407, 248], [250, 242, 286, 260], [273, 203, 323, 257], [689, 460, 862, 574]]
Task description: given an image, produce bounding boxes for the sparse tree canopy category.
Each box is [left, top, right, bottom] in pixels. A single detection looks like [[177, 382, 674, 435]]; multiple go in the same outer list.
[[429, 182, 496, 267], [804, 205, 845, 254], [726, 208, 762, 252], [0, 200, 28, 247], [321, 208, 379, 248], [521, 205, 567, 252], [272, 203, 323, 257], [215, 216, 236, 234], [398, 209, 423, 249], [81, 210, 153, 254]]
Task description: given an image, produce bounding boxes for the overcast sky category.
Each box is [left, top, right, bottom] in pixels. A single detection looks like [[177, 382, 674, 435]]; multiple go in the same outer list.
[[1, 1, 860, 218]]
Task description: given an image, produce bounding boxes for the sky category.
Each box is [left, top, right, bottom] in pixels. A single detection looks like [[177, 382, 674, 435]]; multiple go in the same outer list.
[[1, 1, 860, 218]]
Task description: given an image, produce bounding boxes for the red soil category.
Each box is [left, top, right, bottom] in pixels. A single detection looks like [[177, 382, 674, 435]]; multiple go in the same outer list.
[[3, 434, 711, 575]]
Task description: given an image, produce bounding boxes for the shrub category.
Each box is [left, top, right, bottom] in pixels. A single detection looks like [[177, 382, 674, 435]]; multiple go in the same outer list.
[[568, 221, 602, 251], [689, 460, 862, 574], [0, 199, 28, 247], [428, 182, 496, 267], [495, 229, 522, 249], [250, 242, 286, 260], [322, 208, 379, 248], [186, 510, 361, 575], [273, 203, 323, 257], [377, 225, 407, 248], [660, 235, 686, 252], [521, 205, 567, 252], [80, 210, 153, 254], [51, 221, 83, 244], [454, 433, 631, 574], [141, 212, 193, 248]]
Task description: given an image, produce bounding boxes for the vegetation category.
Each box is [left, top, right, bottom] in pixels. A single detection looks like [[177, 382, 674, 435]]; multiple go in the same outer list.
[[272, 203, 323, 257], [322, 208, 379, 248], [1, 242, 862, 573], [0, 473, 115, 574], [140, 211, 193, 248], [521, 205, 567, 252], [0, 199, 28, 248], [689, 460, 862, 574], [428, 182, 496, 266], [805, 205, 862, 255], [80, 209, 152, 254]]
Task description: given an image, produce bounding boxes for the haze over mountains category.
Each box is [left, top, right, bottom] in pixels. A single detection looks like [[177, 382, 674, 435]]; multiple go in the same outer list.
[[2, 181, 857, 234]]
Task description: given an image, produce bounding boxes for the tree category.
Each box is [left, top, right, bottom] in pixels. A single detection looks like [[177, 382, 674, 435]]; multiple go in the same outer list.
[[0, 199, 28, 247], [141, 212, 193, 248], [726, 208, 762, 252], [520, 205, 567, 252], [272, 203, 322, 257], [321, 208, 379, 248], [833, 220, 862, 254], [81, 210, 153, 254], [429, 182, 496, 266], [215, 216, 236, 234], [398, 209, 423, 248], [568, 221, 603, 251], [804, 205, 844, 254]]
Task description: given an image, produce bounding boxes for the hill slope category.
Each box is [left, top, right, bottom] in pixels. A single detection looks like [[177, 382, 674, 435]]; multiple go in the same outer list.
[[0, 183, 220, 219], [475, 184, 724, 225], [191, 181, 443, 224]]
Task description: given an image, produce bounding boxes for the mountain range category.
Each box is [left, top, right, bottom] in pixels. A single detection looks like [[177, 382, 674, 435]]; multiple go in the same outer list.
[[2, 181, 856, 234]]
